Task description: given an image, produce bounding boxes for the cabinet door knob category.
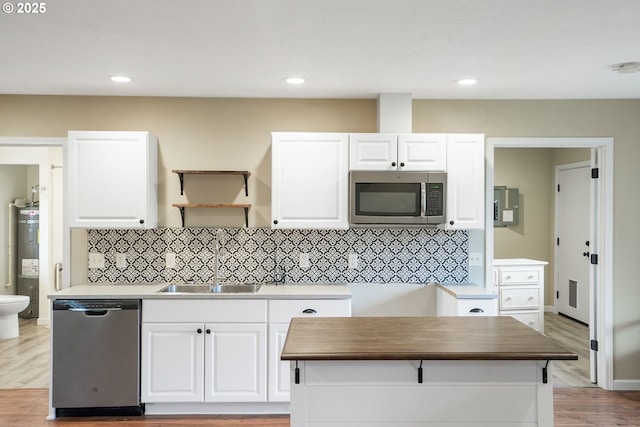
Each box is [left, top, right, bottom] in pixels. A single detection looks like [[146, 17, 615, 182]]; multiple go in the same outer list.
[[391, 162, 397, 167], [197, 328, 203, 334], [302, 308, 317, 314], [399, 162, 405, 167], [139, 219, 145, 224], [206, 329, 211, 334], [273, 220, 278, 225], [449, 220, 454, 225]]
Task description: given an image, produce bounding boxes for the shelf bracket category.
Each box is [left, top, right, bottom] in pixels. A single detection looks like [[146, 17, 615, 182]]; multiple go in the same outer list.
[[177, 206, 186, 227], [295, 361, 300, 384], [243, 172, 249, 196], [176, 172, 185, 195], [542, 360, 550, 384], [418, 360, 423, 384], [243, 206, 249, 227]]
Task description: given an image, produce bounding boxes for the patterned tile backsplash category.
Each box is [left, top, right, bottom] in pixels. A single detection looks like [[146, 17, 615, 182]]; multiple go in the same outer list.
[[87, 228, 469, 284]]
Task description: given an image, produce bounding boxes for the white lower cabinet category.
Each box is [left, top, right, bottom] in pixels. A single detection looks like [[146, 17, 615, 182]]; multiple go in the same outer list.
[[494, 259, 547, 333], [141, 297, 351, 407], [141, 299, 267, 404], [141, 323, 204, 402], [267, 299, 352, 402]]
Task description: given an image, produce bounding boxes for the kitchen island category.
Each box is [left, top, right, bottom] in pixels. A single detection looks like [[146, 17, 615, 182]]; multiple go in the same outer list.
[[282, 316, 577, 426]]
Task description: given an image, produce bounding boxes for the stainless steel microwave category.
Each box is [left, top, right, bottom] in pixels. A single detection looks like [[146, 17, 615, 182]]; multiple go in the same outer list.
[[349, 171, 447, 226]]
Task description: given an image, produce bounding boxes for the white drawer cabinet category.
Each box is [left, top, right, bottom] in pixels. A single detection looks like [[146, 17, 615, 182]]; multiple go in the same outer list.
[[494, 260, 547, 333], [436, 287, 497, 317], [268, 299, 351, 402]]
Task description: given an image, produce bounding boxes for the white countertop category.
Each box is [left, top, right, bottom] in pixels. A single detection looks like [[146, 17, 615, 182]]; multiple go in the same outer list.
[[48, 282, 351, 300], [437, 283, 498, 300], [493, 258, 548, 266]]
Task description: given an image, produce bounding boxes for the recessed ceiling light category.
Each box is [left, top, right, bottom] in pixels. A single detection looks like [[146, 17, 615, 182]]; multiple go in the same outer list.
[[111, 75, 132, 83], [285, 77, 306, 85], [457, 78, 477, 86]]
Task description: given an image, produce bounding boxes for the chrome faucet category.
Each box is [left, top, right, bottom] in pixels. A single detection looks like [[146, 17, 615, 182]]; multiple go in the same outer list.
[[213, 229, 227, 285], [272, 248, 286, 284]]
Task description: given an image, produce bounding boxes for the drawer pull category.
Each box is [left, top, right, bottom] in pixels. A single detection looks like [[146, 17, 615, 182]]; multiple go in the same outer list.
[[469, 308, 484, 313], [302, 308, 317, 314]]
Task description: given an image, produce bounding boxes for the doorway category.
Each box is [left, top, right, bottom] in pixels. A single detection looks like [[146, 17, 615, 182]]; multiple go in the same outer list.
[[0, 138, 65, 327], [486, 137, 614, 390]]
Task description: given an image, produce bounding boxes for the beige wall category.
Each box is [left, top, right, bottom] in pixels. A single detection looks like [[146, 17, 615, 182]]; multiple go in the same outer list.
[[1, 96, 639, 381], [493, 148, 591, 307]]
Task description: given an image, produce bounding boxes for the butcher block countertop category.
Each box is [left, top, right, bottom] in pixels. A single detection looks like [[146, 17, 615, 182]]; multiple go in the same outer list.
[[281, 316, 577, 361]]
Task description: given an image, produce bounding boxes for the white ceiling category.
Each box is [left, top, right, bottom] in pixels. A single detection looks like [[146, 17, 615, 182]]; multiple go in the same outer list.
[[1, 0, 639, 99]]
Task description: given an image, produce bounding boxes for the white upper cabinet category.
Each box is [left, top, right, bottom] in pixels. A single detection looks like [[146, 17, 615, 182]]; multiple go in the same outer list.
[[66, 131, 158, 228], [445, 133, 485, 230], [397, 134, 447, 171], [349, 133, 398, 170], [349, 133, 446, 171], [271, 132, 349, 229]]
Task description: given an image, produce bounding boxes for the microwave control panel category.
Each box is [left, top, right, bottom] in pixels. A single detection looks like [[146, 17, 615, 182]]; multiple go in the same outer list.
[[425, 183, 444, 216]]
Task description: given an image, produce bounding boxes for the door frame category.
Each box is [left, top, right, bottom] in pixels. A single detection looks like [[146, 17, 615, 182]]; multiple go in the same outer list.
[[485, 137, 613, 390], [0, 137, 66, 327]]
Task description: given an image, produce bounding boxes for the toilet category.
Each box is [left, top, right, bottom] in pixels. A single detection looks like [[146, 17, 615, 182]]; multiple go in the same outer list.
[[0, 295, 30, 339]]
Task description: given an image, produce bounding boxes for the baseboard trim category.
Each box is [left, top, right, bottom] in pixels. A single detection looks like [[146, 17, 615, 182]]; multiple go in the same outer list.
[[613, 380, 640, 391]]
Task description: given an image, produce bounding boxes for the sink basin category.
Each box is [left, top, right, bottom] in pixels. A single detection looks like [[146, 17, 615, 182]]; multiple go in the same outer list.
[[160, 283, 262, 294], [161, 284, 213, 293], [212, 284, 262, 293]]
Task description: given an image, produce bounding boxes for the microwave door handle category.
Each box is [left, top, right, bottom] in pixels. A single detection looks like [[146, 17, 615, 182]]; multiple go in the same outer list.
[[421, 182, 427, 217]]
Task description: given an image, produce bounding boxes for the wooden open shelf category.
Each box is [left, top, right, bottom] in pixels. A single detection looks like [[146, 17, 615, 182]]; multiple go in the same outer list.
[[172, 203, 251, 227]]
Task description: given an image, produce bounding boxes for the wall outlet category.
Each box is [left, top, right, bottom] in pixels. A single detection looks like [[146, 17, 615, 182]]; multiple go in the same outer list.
[[88, 253, 105, 269], [165, 253, 177, 269], [348, 253, 358, 269], [299, 253, 310, 269], [115, 253, 127, 269], [468, 252, 483, 267]]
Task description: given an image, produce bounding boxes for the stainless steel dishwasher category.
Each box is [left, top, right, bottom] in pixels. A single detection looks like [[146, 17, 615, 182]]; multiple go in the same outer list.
[[52, 299, 143, 416]]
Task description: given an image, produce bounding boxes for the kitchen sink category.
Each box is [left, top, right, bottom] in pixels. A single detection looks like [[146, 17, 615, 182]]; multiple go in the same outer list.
[[161, 284, 213, 293], [212, 284, 261, 293], [160, 283, 262, 294]]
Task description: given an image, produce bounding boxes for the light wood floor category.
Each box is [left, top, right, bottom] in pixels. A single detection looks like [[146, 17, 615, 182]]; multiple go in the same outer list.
[[1, 388, 640, 426], [544, 312, 593, 387]]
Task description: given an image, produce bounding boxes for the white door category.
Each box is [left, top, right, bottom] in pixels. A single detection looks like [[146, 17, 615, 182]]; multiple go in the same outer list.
[[349, 133, 397, 170], [446, 134, 485, 230], [66, 131, 157, 228], [398, 134, 447, 171], [204, 323, 267, 402], [555, 163, 591, 324], [271, 132, 349, 229], [141, 323, 204, 402], [268, 323, 291, 402]]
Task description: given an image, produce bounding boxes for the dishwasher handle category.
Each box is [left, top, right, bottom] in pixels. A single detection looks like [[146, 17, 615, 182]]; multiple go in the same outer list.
[[70, 307, 123, 316]]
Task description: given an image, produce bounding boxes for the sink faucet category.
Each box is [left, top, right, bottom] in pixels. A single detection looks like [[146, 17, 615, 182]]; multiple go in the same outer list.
[[213, 229, 227, 285], [272, 248, 286, 285]]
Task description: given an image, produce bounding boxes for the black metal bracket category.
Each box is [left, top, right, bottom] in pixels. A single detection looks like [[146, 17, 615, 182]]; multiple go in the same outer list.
[[177, 206, 186, 227], [242, 172, 249, 196], [542, 360, 550, 384], [243, 206, 249, 228], [418, 360, 423, 384], [176, 172, 185, 195], [295, 361, 300, 384]]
